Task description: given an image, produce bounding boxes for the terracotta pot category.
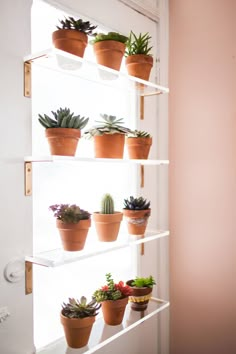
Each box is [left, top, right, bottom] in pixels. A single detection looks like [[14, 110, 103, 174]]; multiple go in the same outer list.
[[94, 134, 125, 158], [52, 29, 88, 58], [125, 54, 153, 81], [126, 137, 152, 159], [126, 280, 152, 311], [93, 212, 123, 242], [122, 209, 151, 236], [60, 313, 95, 348], [56, 219, 91, 251], [93, 40, 126, 71], [45, 128, 81, 156], [101, 297, 128, 325]]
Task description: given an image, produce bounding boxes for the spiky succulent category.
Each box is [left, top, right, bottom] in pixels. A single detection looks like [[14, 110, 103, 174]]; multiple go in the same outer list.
[[38, 107, 89, 130], [101, 193, 114, 214], [91, 32, 128, 44], [127, 130, 151, 138], [123, 196, 150, 210], [131, 276, 156, 288], [49, 204, 90, 224], [84, 113, 131, 138], [61, 296, 101, 319], [56, 16, 97, 35], [125, 31, 153, 56]]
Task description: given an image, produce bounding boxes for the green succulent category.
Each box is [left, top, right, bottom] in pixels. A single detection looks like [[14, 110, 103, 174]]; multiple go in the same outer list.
[[101, 193, 114, 214], [127, 130, 151, 138], [84, 113, 131, 137], [125, 31, 153, 56], [61, 296, 101, 319], [93, 273, 132, 302], [38, 107, 89, 130], [131, 276, 156, 288], [56, 16, 97, 36], [123, 196, 150, 210], [49, 204, 90, 224], [91, 32, 128, 44]]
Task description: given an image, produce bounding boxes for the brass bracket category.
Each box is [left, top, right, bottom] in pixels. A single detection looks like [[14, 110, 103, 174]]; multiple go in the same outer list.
[[25, 261, 33, 295], [24, 53, 48, 97], [24, 61, 31, 97], [24, 162, 32, 196], [140, 164, 144, 188], [139, 91, 163, 120]]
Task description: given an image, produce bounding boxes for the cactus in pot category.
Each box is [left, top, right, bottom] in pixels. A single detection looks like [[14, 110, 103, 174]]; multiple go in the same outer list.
[[93, 194, 123, 242]]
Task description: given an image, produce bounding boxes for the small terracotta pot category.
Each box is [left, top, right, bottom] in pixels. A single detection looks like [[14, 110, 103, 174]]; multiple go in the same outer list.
[[94, 134, 125, 158], [45, 128, 81, 156], [126, 137, 152, 159], [60, 313, 95, 348], [93, 40, 126, 71], [126, 280, 152, 311], [122, 209, 151, 236], [93, 212, 123, 242], [101, 297, 128, 325], [125, 54, 153, 81], [52, 29, 88, 58], [56, 219, 91, 251]]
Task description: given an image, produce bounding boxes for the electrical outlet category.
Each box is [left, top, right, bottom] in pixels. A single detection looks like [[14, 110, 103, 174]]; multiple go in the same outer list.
[[0, 307, 10, 323]]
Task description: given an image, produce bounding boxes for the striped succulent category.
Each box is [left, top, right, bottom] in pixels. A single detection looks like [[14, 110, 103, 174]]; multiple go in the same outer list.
[[38, 107, 89, 130], [128, 130, 151, 138], [123, 196, 150, 210]]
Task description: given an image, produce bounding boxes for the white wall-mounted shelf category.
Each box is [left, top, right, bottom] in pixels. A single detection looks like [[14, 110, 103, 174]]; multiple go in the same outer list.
[[36, 297, 170, 354], [25, 230, 169, 267], [24, 156, 169, 165], [24, 48, 169, 97]]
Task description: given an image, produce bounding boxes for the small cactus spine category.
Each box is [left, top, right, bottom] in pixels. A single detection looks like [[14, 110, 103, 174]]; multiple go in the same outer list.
[[101, 194, 114, 214]]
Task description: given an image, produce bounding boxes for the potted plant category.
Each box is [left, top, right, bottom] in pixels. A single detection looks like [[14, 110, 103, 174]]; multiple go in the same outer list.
[[123, 196, 151, 235], [83, 113, 131, 158], [49, 203, 91, 251], [91, 32, 128, 71], [38, 107, 89, 156], [125, 31, 153, 81], [126, 276, 156, 311], [93, 193, 123, 242], [52, 16, 97, 58], [60, 296, 101, 348], [93, 273, 132, 326], [126, 130, 152, 159]]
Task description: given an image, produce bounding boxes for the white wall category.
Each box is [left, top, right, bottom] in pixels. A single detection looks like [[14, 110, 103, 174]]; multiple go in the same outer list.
[[0, 1, 34, 353]]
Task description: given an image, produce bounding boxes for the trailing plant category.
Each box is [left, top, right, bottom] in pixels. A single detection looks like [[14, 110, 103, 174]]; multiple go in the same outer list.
[[38, 107, 89, 130], [127, 130, 151, 138], [125, 31, 153, 56], [90, 32, 128, 44], [84, 114, 131, 138], [93, 273, 132, 302], [123, 196, 151, 210], [49, 204, 91, 224], [131, 276, 156, 288], [56, 16, 97, 35], [100, 194, 114, 214], [61, 296, 101, 319]]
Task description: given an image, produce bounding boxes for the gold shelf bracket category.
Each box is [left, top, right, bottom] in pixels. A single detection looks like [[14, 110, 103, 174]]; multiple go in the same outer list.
[[24, 61, 31, 97], [139, 90, 163, 120], [24, 162, 32, 196], [24, 53, 48, 97], [25, 261, 33, 295]]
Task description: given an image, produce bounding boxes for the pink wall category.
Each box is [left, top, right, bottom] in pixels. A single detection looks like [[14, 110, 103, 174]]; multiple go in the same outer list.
[[169, 1, 236, 353]]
